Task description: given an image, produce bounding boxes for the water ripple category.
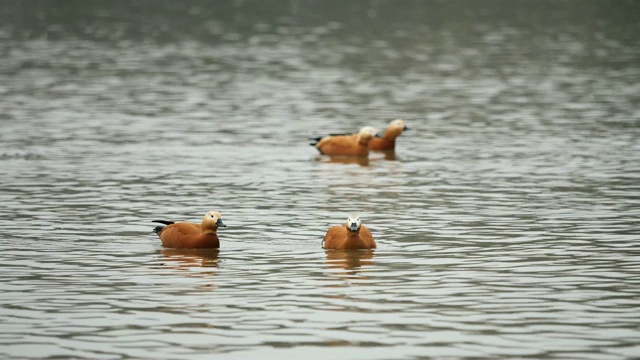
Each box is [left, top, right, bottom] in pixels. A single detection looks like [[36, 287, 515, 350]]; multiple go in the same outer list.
[[1, 1, 640, 359]]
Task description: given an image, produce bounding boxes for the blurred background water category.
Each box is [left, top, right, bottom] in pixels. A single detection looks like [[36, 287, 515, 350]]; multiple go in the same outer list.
[[1, 1, 639, 359]]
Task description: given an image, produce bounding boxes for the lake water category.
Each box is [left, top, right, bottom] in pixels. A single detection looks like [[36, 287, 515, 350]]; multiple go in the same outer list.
[[1, 1, 639, 359]]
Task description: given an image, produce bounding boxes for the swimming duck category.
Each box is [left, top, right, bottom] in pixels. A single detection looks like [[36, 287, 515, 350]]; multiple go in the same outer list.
[[369, 119, 408, 151], [152, 211, 226, 249], [322, 215, 376, 250], [310, 126, 377, 157]]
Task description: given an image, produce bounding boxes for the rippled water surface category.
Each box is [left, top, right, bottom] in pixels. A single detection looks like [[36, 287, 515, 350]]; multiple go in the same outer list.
[[1, 1, 639, 359]]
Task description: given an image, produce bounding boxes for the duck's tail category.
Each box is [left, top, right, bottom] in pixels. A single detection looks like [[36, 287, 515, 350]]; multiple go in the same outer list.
[[309, 136, 323, 146], [152, 220, 174, 234]]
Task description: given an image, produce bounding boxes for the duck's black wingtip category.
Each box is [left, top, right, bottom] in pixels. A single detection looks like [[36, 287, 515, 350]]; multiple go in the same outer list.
[[153, 225, 165, 234], [309, 136, 323, 146], [152, 220, 174, 234], [152, 220, 174, 225]]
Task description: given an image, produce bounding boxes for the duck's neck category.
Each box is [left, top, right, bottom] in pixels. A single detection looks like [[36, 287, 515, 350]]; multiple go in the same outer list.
[[345, 230, 368, 248], [357, 136, 371, 146], [344, 224, 361, 235], [202, 227, 218, 235], [384, 128, 401, 140]]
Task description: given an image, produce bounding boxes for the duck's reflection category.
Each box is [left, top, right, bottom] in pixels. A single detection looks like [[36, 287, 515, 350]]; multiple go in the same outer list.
[[382, 151, 397, 161], [160, 248, 220, 270], [324, 249, 375, 277], [316, 156, 369, 167]]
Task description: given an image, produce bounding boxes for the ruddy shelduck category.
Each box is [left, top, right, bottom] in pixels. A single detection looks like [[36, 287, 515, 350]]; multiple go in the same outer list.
[[369, 119, 409, 151], [322, 215, 376, 250], [311, 126, 377, 157], [152, 211, 226, 249]]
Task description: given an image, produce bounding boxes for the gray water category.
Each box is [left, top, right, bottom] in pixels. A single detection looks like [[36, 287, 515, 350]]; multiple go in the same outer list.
[[1, 1, 639, 359]]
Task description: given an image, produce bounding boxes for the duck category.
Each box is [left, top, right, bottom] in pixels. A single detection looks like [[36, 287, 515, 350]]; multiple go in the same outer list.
[[310, 126, 377, 157], [322, 215, 376, 250], [368, 119, 409, 151], [152, 211, 226, 249]]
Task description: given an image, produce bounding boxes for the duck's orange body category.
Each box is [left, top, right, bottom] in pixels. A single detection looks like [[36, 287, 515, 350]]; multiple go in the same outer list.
[[152, 211, 226, 249], [369, 137, 397, 151], [323, 216, 376, 250], [312, 127, 377, 157], [369, 119, 408, 151], [157, 223, 220, 249]]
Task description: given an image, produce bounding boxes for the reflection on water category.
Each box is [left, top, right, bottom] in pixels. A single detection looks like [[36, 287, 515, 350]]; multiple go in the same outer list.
[[1, 1, 639, 359], [381, 151, 397, 161], [316, 155, 370, 167], [160, 249, 220, 269], [324, 249, 375, 271], [324, 249, 375, 283]]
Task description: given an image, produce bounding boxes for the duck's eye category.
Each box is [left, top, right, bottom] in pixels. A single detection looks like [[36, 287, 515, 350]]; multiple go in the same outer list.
[[211, 215, 214, 218]]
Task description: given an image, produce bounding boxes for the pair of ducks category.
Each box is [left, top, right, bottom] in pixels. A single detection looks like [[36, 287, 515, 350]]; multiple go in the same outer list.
[[152, 119, 409, 251], [153, 212, 375, 250], [311, 119, 409, 156]]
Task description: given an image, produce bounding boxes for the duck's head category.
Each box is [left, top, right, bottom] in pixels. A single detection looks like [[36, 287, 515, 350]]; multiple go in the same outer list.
[[346, 214, 362, 232], [357, 126, 377, 144], [384, 119, 408, 139], [202, 211, 226, 233]]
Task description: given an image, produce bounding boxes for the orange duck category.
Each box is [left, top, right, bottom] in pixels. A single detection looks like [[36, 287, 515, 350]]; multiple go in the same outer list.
[[311, 126, 377, 157], [369, 119, 409, 151], [152, 211, 226, 249], [322, 215, 376, 250]]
